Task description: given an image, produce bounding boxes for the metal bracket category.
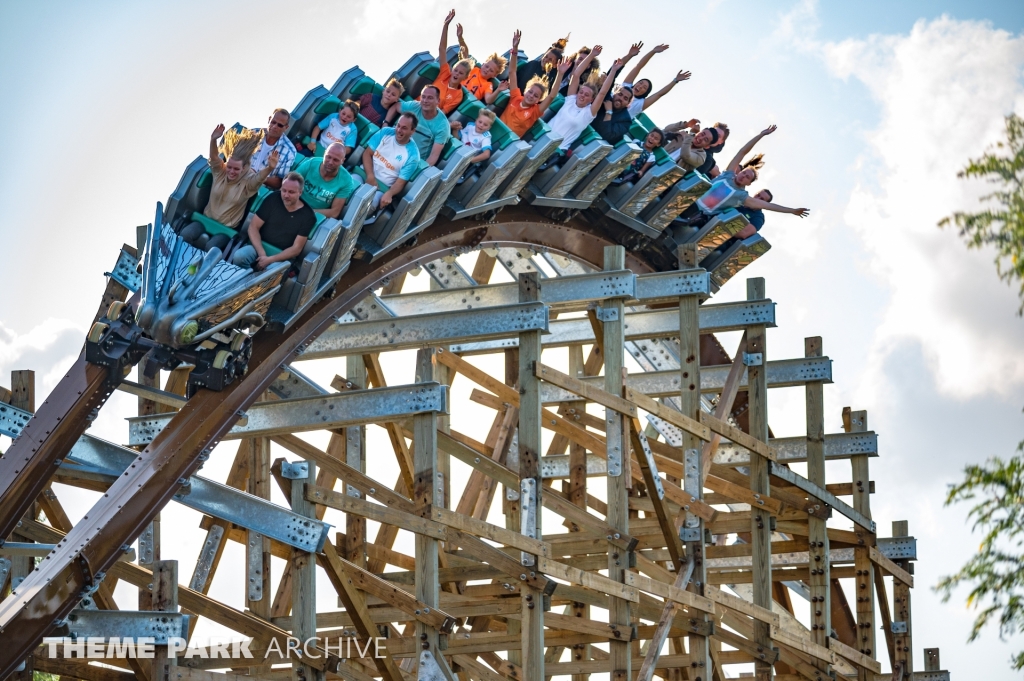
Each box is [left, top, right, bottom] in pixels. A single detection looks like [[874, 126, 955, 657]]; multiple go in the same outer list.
[[594, 305, 619, 322], [742, 352, 763, 367], [189, 524, 224, 592], [680, 527, 702, 542], [877, 536, 917, 561], [105, 248, 142, 293], [56, 610, 188, 644], [635, 430, 665, 500], [890, 621, 908, 634], [247, 531, 264, 601], [0, 558, 11, 591], [280, 461, 310, 480], [417, 650, 449, 681], [0, 402, 32, 440], [519, 478, 538, 567], [138, 523, 155, 566]]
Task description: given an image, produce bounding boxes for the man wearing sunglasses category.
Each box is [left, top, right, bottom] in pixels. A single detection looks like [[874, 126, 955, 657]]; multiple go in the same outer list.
[[249, 108, 297, 190]]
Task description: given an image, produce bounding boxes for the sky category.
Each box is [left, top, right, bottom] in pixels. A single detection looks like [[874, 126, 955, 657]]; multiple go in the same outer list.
[[2, 0, 1024, 678]]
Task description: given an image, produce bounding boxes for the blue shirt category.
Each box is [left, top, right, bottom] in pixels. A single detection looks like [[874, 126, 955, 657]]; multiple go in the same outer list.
[[366, 128, 421, 187]]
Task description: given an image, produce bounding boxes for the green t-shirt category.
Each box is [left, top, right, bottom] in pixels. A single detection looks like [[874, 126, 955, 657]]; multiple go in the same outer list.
[[294, 157, 357, 210], [400, 100, 451, 159]]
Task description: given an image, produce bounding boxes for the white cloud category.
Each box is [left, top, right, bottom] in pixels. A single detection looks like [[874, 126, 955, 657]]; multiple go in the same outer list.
[[816, 17, 1024, 399], [0, 318, 84, 400]]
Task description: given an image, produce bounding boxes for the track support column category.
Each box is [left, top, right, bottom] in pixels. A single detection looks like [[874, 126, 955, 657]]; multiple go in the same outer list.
[[847, 409, 876, 674], [806, 337, 830, 678]]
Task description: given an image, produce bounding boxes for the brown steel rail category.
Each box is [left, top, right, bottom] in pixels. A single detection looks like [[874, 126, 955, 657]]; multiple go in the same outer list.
[[0, 207, 694, 675], [0, 355, 115, 540]]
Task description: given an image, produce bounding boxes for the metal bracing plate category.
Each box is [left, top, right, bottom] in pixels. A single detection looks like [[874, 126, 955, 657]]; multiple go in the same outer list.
[[495, 247, 544, 277], [634, 269, 711, 302], [175, 476, 329, 553], [706, 548, 857, 570], [539, 454, 607, 479], [57, 609, 187, 644], [247, 530, 264, 601], [105, 248, 142, 293], [63, 433, 331, 552], [714, 431, 879, 466], [769, 461, 876, 533], [138, 522, 155, 565], [269, 365, 331, 400], [890, 621, 908, 634], [299, 302, 550, 359], [520, 478, 538, 567], [0, 558, 11, 590], [450, 299, 778, 354], [337, 293, 397, 323], [911, 673, 950, 681], [424, 257, 477, 289], [877, 536, 917, 561], [0, 402, 32, 439], [189, 524, 224, 592], [537, 357, 835, 404], [127, 383, 447, 445]]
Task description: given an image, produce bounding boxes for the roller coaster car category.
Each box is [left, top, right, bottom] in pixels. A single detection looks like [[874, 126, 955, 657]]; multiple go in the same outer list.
[[288, 85, 341, 158], [701, 233, 772, 292], [352, 158, 443, 258], [441, 98, 530, 219]]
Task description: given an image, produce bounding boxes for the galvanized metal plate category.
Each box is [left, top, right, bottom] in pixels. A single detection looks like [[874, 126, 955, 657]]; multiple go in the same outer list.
[[634, 269, 710, 301], [0, 402, 32, 440], [877, 536, 917, 561], [61, 609, 188, 644], [714, 431, 878, 466], [105, 249, 142, 293]]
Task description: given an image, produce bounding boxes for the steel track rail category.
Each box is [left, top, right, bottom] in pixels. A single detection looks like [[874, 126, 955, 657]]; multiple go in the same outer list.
[[0, 207, 680, 675]]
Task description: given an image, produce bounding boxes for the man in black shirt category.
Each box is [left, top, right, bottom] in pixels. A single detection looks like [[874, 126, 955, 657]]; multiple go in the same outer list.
[[592, 84, 633, 144], [231, 172, 317, 270]]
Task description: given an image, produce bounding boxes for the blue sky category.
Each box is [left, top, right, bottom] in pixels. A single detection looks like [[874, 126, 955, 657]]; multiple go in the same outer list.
[[2, 0, 1024, 678]]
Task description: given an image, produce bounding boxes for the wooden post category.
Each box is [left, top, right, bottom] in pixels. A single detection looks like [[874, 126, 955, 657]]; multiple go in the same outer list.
[[805, 337, 830, 675], [924, 648, 940, 672], [746, 278, 773, 681], [678, 245, 710, 681], [568, 344, 590, 681], [151, 560, 178, 678], [892, 520, 913, 674], [503, 345, 522, 665], [346, 356, 367, 566], [246, 411, 272, 619], [518, 272, 545, 678], [846, 409, 876, 671], [289, 461, 322, 681], [603, 246, 631, 680], [9, 371, 36, 594]]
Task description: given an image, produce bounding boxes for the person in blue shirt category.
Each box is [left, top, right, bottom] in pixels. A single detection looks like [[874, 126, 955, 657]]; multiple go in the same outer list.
[[361, 112, 422, 211]]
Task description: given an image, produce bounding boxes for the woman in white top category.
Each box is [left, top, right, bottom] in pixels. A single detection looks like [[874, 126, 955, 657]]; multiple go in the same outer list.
[[546, 45, 621, 152]]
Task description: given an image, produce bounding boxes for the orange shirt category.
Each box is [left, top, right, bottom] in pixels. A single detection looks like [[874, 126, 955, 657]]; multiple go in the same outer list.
[[464, 67, 494, 101], [500, 88, 541, 138], [430, 61, 465, 114]]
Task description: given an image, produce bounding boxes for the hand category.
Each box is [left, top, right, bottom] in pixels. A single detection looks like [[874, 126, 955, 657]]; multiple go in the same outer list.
[[496, 80, 510, 92], [791, 207, 810, 218], [761, 124, 777, 136], [590, 45, 603, 58], [211, 124, 226, 140], [675, 70, 691, 82], [628, 42, 643, 58], [652, 44, 670, 54], [307, 140, 316, 151], [456, 23, 463, 40], [379, 192, 394, 209], [256, 255, 274, 270], [450, 120, 463, 133], [684, 118, 700, 129], [557, 56, 573, 74], [268, 149, 280, 168], [512, 29, 521, 49], [365, 173, 377, 188], [612, 58, 625, 70], [444, 9, 455, 25]]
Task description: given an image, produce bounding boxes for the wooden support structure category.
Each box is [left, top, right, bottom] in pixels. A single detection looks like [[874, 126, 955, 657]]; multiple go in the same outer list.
[[0, 249, 938, 681]]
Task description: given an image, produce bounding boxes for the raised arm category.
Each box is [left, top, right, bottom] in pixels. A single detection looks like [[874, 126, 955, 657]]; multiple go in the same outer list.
[[508, 30, 521, 91], [742, 197, 809, 217], [727, 124, 776, 173], [617, 42, 644, 76], [439, 9, 456, 63], [539, 57, 574, 114], [590, 58, 623, 116], [456, 22, 469, 59], [209, 124, 226, 171], [623, 43, 668, 85], [568, 44, 601, 97], [642, 69, 690, 110], [485, 80, 509, 105]]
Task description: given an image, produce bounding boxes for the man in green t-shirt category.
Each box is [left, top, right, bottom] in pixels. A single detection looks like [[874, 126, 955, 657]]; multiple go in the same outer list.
[[294, 143, 358, 219], [386, 86, 451, 167]]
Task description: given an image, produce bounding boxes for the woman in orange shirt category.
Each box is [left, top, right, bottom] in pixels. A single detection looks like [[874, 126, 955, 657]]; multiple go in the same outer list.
[[500, 30, 569, 138]]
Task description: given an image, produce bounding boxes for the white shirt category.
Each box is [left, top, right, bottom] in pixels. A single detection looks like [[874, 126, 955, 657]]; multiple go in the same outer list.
[[548, 95, 597, 150], [623, 81, 645, 118]]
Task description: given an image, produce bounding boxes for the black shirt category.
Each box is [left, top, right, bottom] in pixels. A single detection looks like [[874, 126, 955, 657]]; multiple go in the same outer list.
[[254, 192, 316, 251], [592, 106, 632, 144], [516, 60, 558, 93], [737, 206, 765, 231]]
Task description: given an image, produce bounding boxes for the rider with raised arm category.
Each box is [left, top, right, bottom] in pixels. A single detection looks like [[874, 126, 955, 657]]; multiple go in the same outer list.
[[591, 42, 643, 144], [431, 10, 473, 114], [501, 30, 570, 138], [455, 22, 508, 105], [546, 45, 622, 152], [674, 125, 810, 229], [620, 44, 690, 117]]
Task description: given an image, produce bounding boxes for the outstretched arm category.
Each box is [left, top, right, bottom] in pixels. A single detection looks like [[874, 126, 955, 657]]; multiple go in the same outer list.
[[623, 43, 668, 85], [439, 9, 455, 62], [568, 44, 601, 97], [209, 124, 226, 172], [727, 124, 776, 173], [456, 22, 469, 59], [642, 69, 690, 110], [743, 197, 809, 217], [508, 30, 521, 91], [539, 57, 573, 114], [616, 42, 643, 76], [590, 57, 623, 116]]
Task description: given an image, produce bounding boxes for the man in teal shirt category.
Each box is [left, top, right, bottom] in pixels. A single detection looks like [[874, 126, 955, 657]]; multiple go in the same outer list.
[[389, 85, 450, 167], [293, 143, 357, 219]]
